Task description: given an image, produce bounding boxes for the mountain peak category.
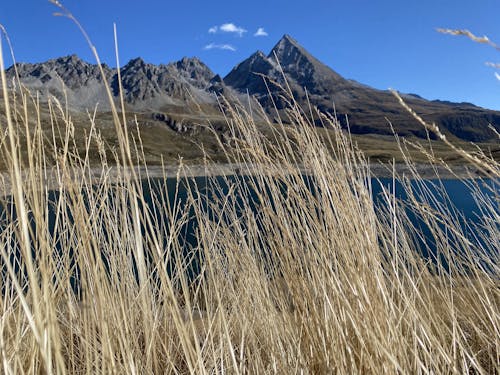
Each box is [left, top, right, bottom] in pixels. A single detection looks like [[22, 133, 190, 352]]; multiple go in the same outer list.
[[177, 56, 201, 66], [54, 54, 85, 67], [267, 34, 321, 74], [172, 56, 214, 89], [281, 34, 299, 45], [269, 34, 303, 60], [247, 50, 270, 64], [125, 57, 147, 68], [223, 49, 276, 94], [175, 56, 211, 72], [252, 50, 267, 58]]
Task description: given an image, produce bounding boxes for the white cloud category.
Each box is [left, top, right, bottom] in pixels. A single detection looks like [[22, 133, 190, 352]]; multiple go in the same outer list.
[[254, 27, 268, 37], [219, 23, 247, 37], [204, 43, 236, 51], [208, 26, 218, 34]]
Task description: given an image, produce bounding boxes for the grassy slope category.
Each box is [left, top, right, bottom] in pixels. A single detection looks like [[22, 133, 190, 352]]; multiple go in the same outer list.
[[1, 93, 498, 173]]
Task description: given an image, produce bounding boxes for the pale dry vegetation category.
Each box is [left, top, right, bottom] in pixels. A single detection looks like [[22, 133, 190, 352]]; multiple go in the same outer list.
[[0, 15, 498, 375]]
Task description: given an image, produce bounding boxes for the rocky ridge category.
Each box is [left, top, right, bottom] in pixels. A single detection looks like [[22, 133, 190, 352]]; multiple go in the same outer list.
[[5, 35, 500, 142], [224, 35, 500, 141]]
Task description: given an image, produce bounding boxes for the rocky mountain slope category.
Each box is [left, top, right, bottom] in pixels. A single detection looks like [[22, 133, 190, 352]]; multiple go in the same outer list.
[[6, 54, 219, 112], [5, 35, 500, 142], [225, 35, 500, 141]]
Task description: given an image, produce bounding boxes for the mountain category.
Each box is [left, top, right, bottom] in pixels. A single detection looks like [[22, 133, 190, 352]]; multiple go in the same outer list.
[[224, 35, 500, 141], [7, 55, 115, 110], [113, 56, 216, 108], [6, 55, 218, 111], [5, 35, 500, 142]]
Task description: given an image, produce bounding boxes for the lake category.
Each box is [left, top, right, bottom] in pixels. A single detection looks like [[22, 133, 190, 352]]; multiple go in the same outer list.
[[0, 174, 497, 295]]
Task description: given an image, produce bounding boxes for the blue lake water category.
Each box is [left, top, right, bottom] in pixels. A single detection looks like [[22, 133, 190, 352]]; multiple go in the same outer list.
[[0, 175, 497, 294], [141, 175, 498, 271]]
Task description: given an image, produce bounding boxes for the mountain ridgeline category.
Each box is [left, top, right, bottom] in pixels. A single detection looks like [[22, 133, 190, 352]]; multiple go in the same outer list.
[[6, 35, 500, 142]]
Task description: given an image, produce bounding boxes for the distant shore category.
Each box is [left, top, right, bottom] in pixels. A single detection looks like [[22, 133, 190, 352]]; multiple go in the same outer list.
[[0, 162, 487, 195]]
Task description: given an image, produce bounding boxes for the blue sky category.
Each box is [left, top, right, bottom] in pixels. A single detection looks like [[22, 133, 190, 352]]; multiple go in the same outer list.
[[1, 0, 499, 109]]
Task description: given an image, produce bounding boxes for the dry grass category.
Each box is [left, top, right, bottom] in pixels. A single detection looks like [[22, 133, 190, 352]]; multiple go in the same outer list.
[[0, 15, 498, 375]]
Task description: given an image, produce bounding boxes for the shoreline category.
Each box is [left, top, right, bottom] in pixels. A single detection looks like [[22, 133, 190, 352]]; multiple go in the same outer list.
[[0, 162, 487, 195]]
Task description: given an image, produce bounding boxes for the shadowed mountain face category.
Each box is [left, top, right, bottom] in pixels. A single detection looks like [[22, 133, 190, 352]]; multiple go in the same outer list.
[[224, 36, 347, 104], [225, 35, 500, 141], [5, 35, 500, 142]]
